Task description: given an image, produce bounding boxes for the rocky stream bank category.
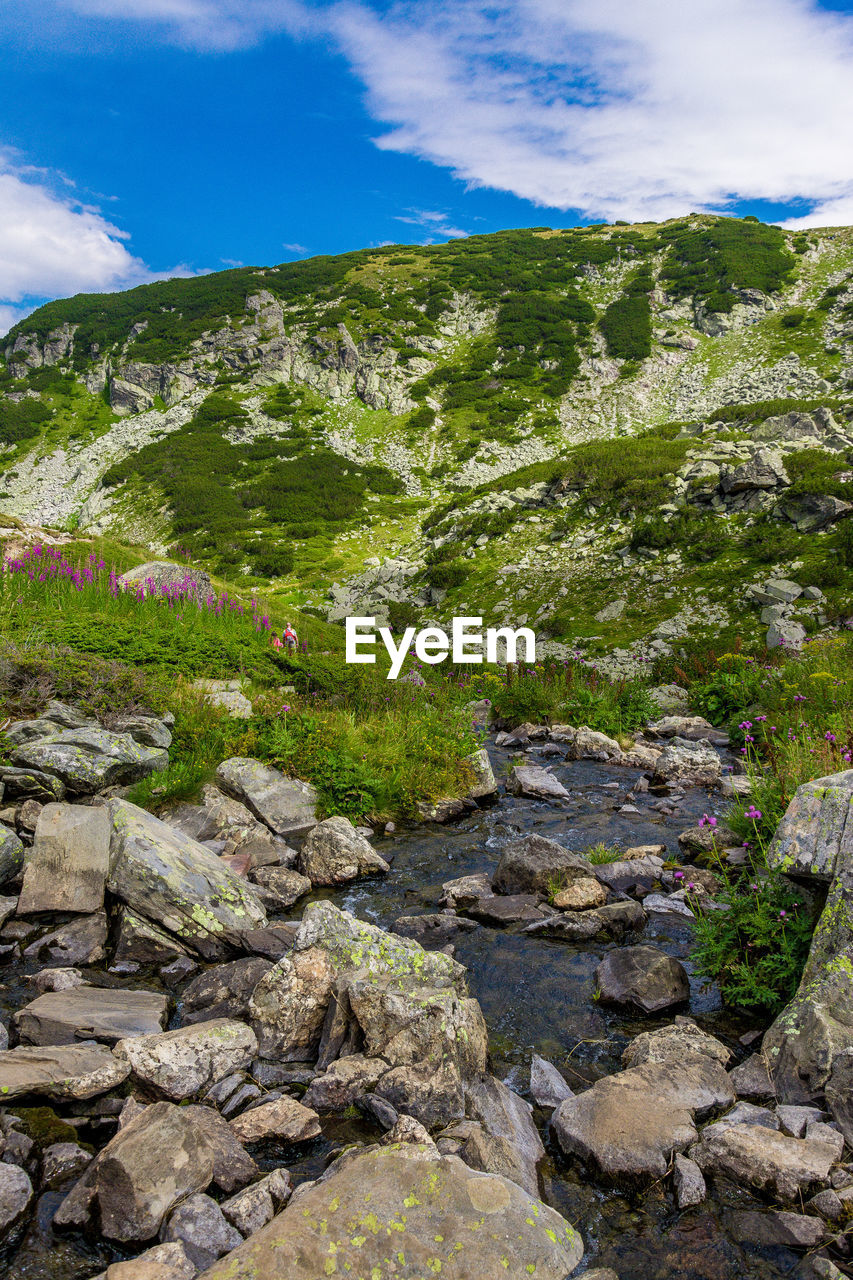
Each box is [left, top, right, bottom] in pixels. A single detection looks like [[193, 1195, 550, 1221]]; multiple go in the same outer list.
[[0, 701, 851, 1279]]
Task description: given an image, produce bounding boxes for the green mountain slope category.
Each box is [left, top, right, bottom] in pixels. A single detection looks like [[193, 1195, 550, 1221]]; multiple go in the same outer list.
[[2, 214, 852, 666]]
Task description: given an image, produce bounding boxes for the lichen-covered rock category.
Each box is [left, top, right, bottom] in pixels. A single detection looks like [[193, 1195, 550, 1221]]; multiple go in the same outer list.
[[105, 799, 267, 958], [54, 1101, 216, 1241], [693, 1123, 837, 1202], [766, 770, 853, 880], [297, 815, 389, 886], [0, 823, 24, 887], [249, 865, 312, 908], [197, 1140, 584, 1280], [12, 727, 168, 794], [652, 738, 722, 787], [114, 1020, 258, 1100], [0, 1042, 131, 1100], [215, 757, 319, 843], [114, 910, 190, 966]]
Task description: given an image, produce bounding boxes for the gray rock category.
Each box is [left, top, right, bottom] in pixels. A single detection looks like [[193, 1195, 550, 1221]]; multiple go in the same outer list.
[[826, 1050, 853, 1145], [728, 1209, 826, 1247], [180, 957, 273, 1025], [767, 618, 807, 649], [463, 1072, 544, 1196], [673, 1153, 706, 1207], [114, 1020, 258, 1100], [0, 1042, 130, 1100], [41, 1141, 93, 1188], [552, 1056, 734, 1181], [729, 1053, 776, 1101], [652, 738, 722, 787], [215, 757, 319, 844], [648, 684, 690, 716], [183, 1104, 258, 1193], [297, 816, 389, 886], [492, 834, 592, 896], [121, 560, 212, 596], [112, 715, 173, 750], [249, 864, 311, 908], [766, 770, 853, 880], [595, 947, 690, 1014], [506, 764, 569, 801], [54, 1100, 216, 1240], [530, 1055, 574, 1109], [465, 747, 498, 801], [220, 1171, 291, 1236], [0, 1163, 33, 1237], [25, 915, 109, 972], [302, 1053, 389, 1111], [0, 766, 66, 803], [14, 986, 168, 1046], [0, 823, 24, 887], [18, 802, 110, 914], [779, 493, 853, 532], [12, 727, 167, 794], [198, 1140, 584, 1280], [105, 799, 267, 959], [228, 1095, 321, 1144], [392, 912, 478, 947], [623, 1023, 731, 1070], [693, 1124, 837, 1202], [161, 1192, 243, 1269], [525, 899, 645, 942], [114, 910, 190, 966], [93, 1241, 197, 1280], [777, 1104, 825, 1139], [720, 448, 789, 493]]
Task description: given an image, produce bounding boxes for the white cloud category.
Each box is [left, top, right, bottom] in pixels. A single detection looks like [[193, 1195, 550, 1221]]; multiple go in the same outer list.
[[326, 0, 853, 222], [394, 209, 469, 239], [282, 241, 309, 253], [33, 0, 853, 225], [0, 157, 179, 336]]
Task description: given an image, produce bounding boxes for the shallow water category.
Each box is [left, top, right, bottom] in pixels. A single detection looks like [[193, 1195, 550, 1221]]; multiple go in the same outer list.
[[2, 742, 830, 1279]]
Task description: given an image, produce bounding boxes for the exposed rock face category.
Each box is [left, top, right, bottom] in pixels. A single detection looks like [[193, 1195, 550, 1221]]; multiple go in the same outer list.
[[763, 771, 853, 1104], [215, 758, 319, 844], [54, 1101, 216, 1241], [105, 799, 267, 958], [120, 561, 212, 596], [297, 816, 390, 886], [114, 1020, 258, 1100], [652, 738, 722, 786], [18, 803, 111, 914], [198, 1139, 584, 1280]]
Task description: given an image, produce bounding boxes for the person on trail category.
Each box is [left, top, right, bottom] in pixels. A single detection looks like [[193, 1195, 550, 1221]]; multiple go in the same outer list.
[[282, 623, 298, 654]]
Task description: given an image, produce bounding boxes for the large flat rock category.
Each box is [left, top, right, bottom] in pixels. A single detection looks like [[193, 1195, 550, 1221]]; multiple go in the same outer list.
[[106, 799, 267, 959], [14, 986, 168, 1046], [0, 1042, 131, 1099], [18, 802, 110, 914]]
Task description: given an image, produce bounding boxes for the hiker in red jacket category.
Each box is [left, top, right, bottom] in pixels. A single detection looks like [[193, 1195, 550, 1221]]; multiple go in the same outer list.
[[282, 624, 298, 654]]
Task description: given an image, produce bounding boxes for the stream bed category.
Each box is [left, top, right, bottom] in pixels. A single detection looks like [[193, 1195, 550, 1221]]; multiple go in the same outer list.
[[5, 740, 821, 1280]]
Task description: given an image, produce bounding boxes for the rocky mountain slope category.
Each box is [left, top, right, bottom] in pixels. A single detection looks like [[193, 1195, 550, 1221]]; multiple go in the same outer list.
[[1, 214, 852, 665]]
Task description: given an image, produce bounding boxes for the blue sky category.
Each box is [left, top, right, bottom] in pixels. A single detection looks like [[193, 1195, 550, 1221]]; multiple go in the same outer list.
[[1, 0, 853, 332]]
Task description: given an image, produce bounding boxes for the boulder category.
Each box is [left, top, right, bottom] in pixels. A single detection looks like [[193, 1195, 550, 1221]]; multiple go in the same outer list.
[[526, 899, 645, 942], [161, 1193, 242, 1269], [506, 765, 569, 801], [105, 799, 267, 958], [492, 834, 592, 896], [220, 1169, 291, 1236], [112, 715, 173, 750], [648, 715, 723, 742], [121, 561, 212, 596], [727, 1209, 826, 1248], [114, 910, 190, 966], [183, 1105, 259, 1193], [622, 1023, 730, 1070], [198, 1140, 584, 1280], [826, 1050, 853, 1145], [0, 823, 24, 886], [564, 728, 622, 761], [465, 747, 498, 801], [215, 758, 319, 844], [595, 947, 690, 1014], [302, 1053, 390, 1111], [652, 738, 722, 787], [17, 802, 110, 915], [673, 1153, 706, 1208], [648, 684, 690, 716], [693, 1124, 837, 1202], [12, 728, 167, 795], [297, 816, 389, 886], [41, 1141, 93, 1188], [463, 1073, 544, 1196], [114, 1020, 258, 1100], [552, 1056, 734, 1181], [54, 1101, 216, 1241], [720, 448, 789, 493], [778, 494, 853, 532], [14, 987, 168, 1046], [729, 1053, 776, 1102], [553, 877, 606, 910], [766, 770, 853, 880], [228, 1095, 321, 1144], [0, 1042, 130, 1100]]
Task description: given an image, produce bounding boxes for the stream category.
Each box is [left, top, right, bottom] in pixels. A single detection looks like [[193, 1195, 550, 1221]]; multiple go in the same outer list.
[[6, 739, 815, 1280]]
